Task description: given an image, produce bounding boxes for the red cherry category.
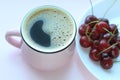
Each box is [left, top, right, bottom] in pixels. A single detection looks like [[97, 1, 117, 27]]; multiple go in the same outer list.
[[90, 29, 100, 40], [109, 46, 119, 58], [89, 48, 100, 61], [96, 21, 109, 33], [79, 24, 91, 36], [109, 24, 119, 35], [98, 39, 111, 53], [91, 40, 99, 49], [80, 36, 91, 48], [100, 53, 113, 69], [110, 36, 117, 45], [99, 18, 109, 24], [103, 33, 111, 41], [100, 53, 109, 61], [85, 15, 98, 28], [99, 33, 104, 40]]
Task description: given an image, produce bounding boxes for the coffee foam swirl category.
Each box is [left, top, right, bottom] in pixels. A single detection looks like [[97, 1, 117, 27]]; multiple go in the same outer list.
[[22, 6, 76, 53]]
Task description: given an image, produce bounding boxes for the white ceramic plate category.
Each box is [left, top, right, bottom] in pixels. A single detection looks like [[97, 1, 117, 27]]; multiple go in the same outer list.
[[76, 0, 120, 80]]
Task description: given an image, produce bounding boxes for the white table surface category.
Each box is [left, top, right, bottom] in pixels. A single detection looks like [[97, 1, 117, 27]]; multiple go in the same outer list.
[[0, 0, 98, 80]]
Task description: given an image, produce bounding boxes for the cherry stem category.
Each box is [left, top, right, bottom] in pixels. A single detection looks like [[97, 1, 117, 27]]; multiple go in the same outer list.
[[85, 20, 100, 42], [103, 0, 117, 18], [87, 20, 99, 25], [103, 27, 117, 43], [89, 0, 94, 15], [103, 27, 114, 36], [85, 26, 93, 42], [97, 42, 119, 55], [113, 26, 117, 34], [86, 20, 100, 42], [108, 26, 117, 42], [89, 20, 99, 36]]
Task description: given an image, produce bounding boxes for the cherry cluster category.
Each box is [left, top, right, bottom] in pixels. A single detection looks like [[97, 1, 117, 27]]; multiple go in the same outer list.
[[78, 15, 120, 69]]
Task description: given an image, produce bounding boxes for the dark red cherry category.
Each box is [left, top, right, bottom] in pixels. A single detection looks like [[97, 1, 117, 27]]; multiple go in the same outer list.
[[96, 21, 109, 33], [100, 53, 109, 60], [79, 24, 91, 36], [103, 33, 111, 41], [99, 33, 104, 40], [109, 46, 119, 58], [91, 40, 100, 49], [89, 48, 100, 61], [98, 39, 111, 53], [100, 53, 113, 69], [85, 15, 98, 28], [80, 36, 91, 48], [99, 18, 109, 24], [109, 24, 119, 35], [90, 29, 100, 40], [109, 36, 117, 45]]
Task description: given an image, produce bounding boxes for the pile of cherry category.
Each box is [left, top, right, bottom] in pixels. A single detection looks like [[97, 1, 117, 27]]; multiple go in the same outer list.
[[79, 15, 120, 69]]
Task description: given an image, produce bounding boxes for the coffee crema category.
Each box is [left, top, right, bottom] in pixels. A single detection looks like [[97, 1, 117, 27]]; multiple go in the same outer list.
[[21, 5, 76, 53]]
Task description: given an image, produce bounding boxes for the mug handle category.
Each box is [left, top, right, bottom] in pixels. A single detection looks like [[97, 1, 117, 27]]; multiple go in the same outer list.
[[5, 30, 22, 48]]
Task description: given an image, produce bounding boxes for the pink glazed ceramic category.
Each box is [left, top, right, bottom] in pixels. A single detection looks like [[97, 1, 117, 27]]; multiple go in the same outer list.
[[5, 5, 76, 71]]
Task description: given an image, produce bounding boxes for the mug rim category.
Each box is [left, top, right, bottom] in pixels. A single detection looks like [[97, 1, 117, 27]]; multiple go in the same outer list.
[[20, 5, 77, 54]]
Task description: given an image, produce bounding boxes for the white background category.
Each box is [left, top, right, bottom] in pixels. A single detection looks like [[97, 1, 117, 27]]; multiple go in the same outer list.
[[0, 0, 98, 80]]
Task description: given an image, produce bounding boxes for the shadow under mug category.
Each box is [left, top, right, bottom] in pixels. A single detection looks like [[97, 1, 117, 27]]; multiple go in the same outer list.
[[5, 5, 76, 71]]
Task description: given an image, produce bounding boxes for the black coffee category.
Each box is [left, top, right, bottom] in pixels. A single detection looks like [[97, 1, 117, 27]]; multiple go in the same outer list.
[[22, 6, 76, 52], [30, 20, 50, 47]]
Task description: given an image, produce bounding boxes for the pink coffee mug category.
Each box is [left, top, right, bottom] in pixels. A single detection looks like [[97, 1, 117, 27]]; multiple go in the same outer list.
[[5, 5, 76, 71]]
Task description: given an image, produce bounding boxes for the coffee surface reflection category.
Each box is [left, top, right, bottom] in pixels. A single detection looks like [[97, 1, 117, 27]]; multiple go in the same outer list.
[[30, 20, 51, 47]]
